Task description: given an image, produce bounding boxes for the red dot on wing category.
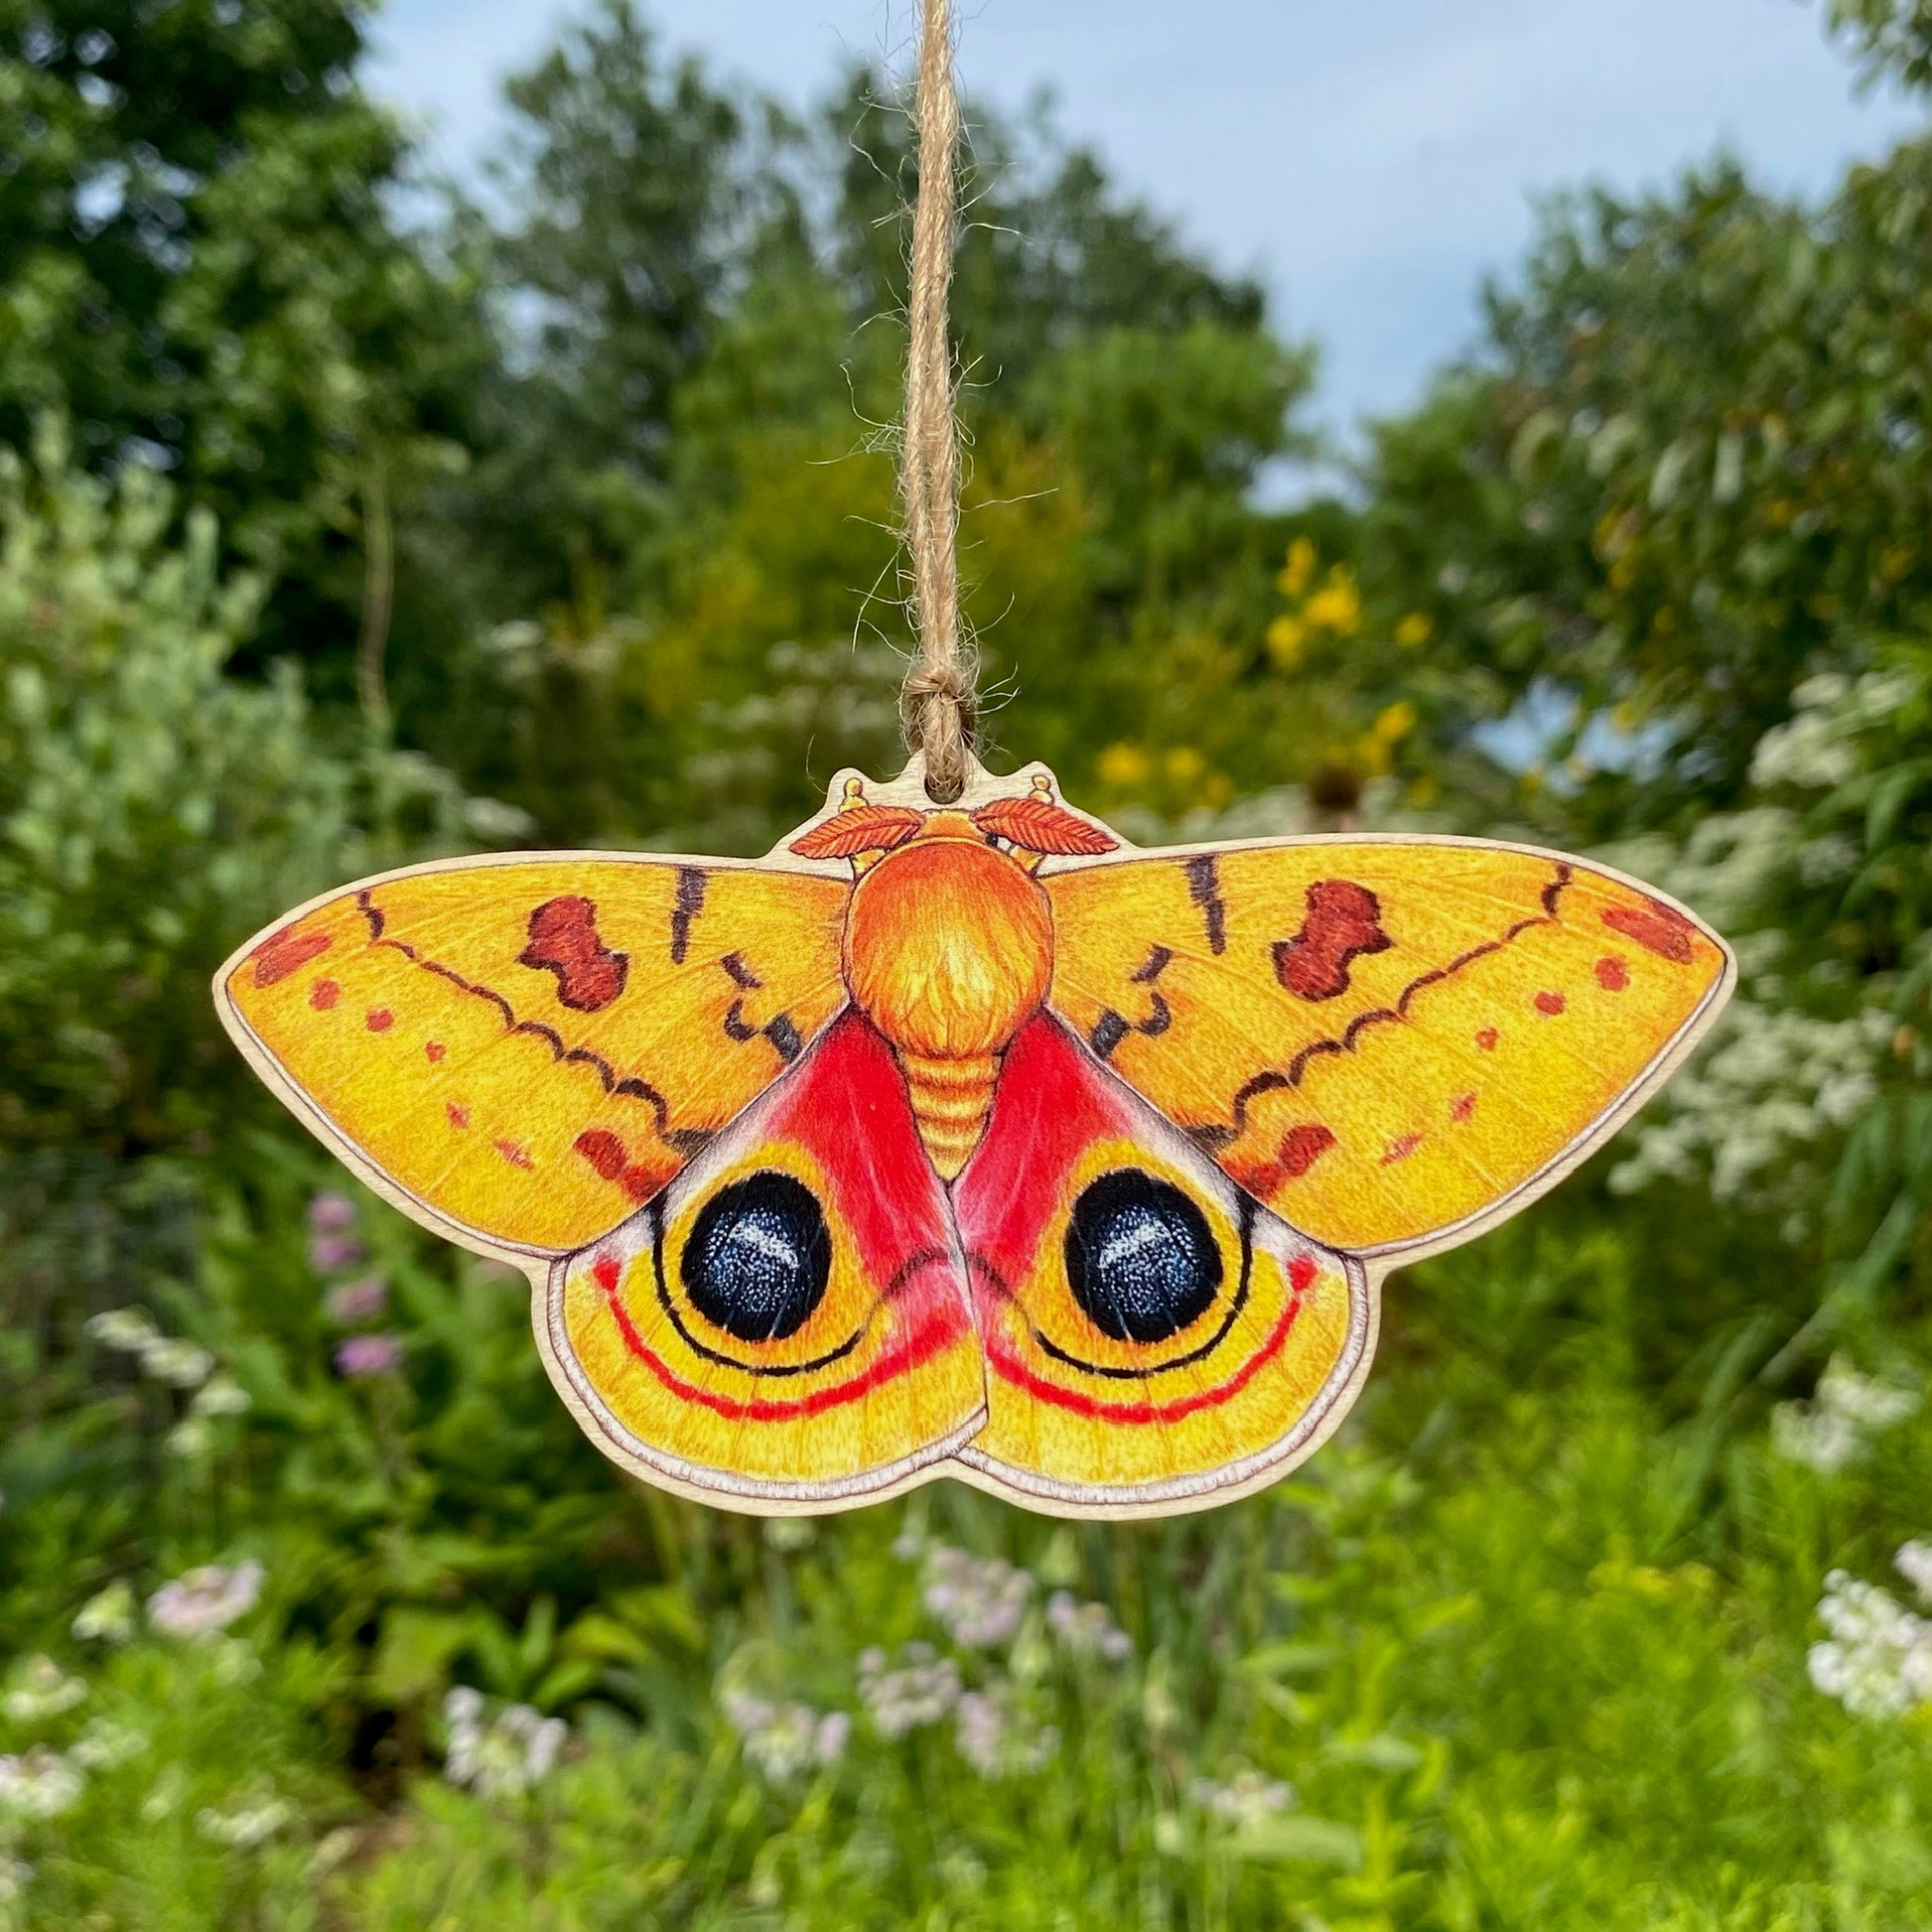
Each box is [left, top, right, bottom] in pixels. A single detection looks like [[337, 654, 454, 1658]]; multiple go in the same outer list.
[[309, 979, 340, 1011], [1475, 1028, 1499, 1050], [365, 1008, 394, 1033], [446, 1103, 470, 1130], [1594, 955, 1629, 992], [425, 1040, 447, 1062], [1534, 990, 1566, 1017], [1381, 1131, 1424, 1165], [1450, 1092, 1476, 1122]]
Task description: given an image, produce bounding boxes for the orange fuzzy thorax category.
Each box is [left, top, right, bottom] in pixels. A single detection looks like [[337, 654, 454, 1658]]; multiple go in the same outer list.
[[842, 812, 1051, 1177]]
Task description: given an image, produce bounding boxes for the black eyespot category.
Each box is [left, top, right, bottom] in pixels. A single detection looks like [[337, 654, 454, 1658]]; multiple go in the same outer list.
[[1063, 1170, 1221, 1344], [680, 1172, 831, 1343]]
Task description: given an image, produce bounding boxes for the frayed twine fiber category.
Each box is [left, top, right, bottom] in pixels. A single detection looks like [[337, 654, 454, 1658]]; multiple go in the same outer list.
[[899, 0, 976, 802]]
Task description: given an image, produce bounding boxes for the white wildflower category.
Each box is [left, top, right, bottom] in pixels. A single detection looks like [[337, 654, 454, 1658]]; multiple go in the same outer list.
[[1191, 1769, 1296, 1827], [166, 1417, 214, 1459], [922, 1546, 1033, 1648], [1808, 1569, 1932, 1719], [138, 1337, 213, 1389], [1771, 1402, 1860, 1471], [952, 1681, 1057, 1777], [68, 1719, 147, 1771], [147, 1560, 263, 1639], [140, 1767, 184, 1822], [1612, 999, 1893, 1201], [1817, 1356, 1918, 1429], [0, 1749, 83, 1820], [196, 1791, 291, 1848], [3, 1656, 86, 1725], [1895, 1541, 1932, 1606], [1772, 1357, 1916, 1470], [1045, 1590, 1134, 1662], [192, 1376, 252, 1419], [858, 1643, 961, 1737], [720, 1691, 849, 1781], [442, 1687, 567, 1797], [0, 1857, 29, 1905], [84, 1308, 157, 1352], [71, 1582, 136, 1645]]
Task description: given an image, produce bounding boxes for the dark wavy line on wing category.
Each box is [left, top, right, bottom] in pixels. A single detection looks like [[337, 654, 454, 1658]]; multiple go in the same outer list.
[[1193, 864, 1573, 1150], [354, 889, 706, 1153]]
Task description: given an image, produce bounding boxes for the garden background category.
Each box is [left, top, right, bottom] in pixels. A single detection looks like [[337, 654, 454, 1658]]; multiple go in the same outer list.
[[4, 0, 1932, 1924]]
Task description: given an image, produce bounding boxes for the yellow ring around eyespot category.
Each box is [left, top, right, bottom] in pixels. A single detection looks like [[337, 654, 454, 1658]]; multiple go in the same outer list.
[[651, 1141, 886, 1374], [1007, 1135, 1253, 1376]]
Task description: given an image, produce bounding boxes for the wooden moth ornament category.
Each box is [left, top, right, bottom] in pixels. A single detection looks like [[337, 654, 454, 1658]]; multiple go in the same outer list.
[[215, 758, 1733, 1518]]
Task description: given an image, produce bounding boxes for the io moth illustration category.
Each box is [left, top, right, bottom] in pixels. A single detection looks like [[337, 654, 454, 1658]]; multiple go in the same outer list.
[[214, 759, 1733, 1519]]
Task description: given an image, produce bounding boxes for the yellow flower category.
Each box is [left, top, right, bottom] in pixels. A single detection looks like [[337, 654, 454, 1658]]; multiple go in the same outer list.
[[1096, 742, 1152, 788], [1165, 747, 1206, 784], [1303, 570, 1361, 636], [1266, 615, 1307, 668], [1372, 700, 1417, 744], [1394, 612, 1433, 649], [1355, 733, 1392, 777], [1277, 537, 1316, 598]]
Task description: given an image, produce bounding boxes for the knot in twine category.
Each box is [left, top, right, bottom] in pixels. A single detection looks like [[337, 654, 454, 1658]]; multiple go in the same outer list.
[[899, 0, 976, 803]]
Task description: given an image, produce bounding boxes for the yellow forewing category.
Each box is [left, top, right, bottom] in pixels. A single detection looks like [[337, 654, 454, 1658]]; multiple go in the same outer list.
[[1045, 839, 1733, 1255], [218, 859, 849, 1254]]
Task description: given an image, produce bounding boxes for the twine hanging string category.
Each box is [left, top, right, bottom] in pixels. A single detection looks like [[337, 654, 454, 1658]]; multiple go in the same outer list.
[[898, 0, 976, 801]]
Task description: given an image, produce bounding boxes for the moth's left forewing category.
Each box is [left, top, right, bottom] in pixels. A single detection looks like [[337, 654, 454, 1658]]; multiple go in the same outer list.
[[216, 853, 852, 1260], [1044, 835, 1733, 1261]]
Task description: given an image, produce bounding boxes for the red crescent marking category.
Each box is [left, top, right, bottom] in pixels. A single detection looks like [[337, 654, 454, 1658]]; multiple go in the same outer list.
[[595, 1254, 961, 1421], [986, 1253, 1319, 1424], [250, 928, 333, 987], [1601, 897, 1697, 964]]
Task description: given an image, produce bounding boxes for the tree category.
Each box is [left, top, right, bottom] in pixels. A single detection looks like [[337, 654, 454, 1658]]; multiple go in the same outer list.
[[0, 0, 483, 699]]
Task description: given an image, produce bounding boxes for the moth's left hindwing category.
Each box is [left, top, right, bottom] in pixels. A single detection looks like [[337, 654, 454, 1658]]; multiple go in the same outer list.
[[950, 1015, 1371, 1514], [217, 858, 850, 1255]]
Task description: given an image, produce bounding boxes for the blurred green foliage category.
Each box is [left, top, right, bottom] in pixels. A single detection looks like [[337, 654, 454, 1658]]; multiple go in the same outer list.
[[2, 0, 1931, 1927]]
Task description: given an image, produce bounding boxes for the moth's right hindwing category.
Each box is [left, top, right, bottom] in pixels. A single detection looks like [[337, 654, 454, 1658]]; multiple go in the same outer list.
[[547, 1013, 985, 1507]]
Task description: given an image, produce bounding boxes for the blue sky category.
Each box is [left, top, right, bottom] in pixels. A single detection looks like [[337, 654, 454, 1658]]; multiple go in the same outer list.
[[369, 0, 1922, 439]]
